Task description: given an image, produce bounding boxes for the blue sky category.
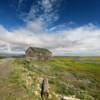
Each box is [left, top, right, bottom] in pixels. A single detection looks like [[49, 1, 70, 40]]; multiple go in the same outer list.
[[0, 0, 100, 55]]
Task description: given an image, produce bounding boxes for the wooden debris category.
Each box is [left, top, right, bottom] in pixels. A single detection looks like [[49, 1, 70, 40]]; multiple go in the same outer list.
[[41, 77, 49, 100]]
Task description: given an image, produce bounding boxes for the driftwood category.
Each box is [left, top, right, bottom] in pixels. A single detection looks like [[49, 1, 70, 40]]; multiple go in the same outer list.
[[41, 78, 49, 100]]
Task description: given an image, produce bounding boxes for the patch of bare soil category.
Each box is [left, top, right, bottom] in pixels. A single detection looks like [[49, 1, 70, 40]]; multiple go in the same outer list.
[[0, 58, 13, 79]]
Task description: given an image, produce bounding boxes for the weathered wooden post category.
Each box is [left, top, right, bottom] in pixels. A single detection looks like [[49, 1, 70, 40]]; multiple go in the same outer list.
[[41, 77, 49, 100]]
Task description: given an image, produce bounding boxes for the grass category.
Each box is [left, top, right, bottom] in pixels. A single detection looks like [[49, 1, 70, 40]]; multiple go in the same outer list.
[[0, 56, 100, 100]]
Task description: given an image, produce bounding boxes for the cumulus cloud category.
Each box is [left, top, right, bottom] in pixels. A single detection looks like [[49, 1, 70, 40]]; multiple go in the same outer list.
[[0, 22, 100, 56]]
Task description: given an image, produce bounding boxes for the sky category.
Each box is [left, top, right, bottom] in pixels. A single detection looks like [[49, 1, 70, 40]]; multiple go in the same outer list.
[[0, 0, 100, 56]]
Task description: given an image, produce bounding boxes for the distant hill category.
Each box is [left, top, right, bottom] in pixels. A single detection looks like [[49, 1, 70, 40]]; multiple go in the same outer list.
[[0, 53, 25, 58]]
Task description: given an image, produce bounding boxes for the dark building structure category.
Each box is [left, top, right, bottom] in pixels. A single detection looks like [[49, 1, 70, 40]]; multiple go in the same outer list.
[[25, 47, 52, 60]]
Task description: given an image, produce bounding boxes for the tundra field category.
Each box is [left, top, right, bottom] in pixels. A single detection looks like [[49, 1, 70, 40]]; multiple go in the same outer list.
[[0, 56, 100, 100]]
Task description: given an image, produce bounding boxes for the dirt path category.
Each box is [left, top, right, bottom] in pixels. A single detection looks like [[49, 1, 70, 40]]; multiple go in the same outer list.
[[0, 58, 13, 79]]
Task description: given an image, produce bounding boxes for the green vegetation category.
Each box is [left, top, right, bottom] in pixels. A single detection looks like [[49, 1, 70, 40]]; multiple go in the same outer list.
[[0, 56, 100, 100]]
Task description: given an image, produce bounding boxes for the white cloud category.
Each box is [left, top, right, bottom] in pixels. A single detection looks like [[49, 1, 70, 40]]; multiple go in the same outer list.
[[0, 22, 100, 56], [17, 0, 60, 27], [41, 0, 56, 13]]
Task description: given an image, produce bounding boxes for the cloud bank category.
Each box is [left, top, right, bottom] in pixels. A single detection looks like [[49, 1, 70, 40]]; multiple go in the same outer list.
[[0, 22, 100, 56]]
